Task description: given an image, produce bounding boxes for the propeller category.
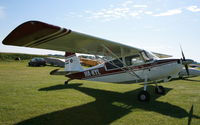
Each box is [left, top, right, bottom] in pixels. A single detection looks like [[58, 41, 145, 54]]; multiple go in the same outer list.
[[180, 46, 194, 76], [181, 47, 189, 76]]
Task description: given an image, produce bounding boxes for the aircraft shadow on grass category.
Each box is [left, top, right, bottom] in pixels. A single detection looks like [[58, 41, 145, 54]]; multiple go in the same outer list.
[[182, 78, 200, 82], [171, 77, 200, 83], [16, 83, 200, 125]]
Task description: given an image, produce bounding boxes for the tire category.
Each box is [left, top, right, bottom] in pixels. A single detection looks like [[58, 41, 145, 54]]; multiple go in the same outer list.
[[138, 90, 150, 102], [64, 81, 68, 85], [155, 86, 165, 95]]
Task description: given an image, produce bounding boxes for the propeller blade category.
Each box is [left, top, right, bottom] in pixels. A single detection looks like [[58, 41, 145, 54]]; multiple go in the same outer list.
[[185, 64, 190, 76], [180, 45, 190, 76], [180, 46, 186, 60]]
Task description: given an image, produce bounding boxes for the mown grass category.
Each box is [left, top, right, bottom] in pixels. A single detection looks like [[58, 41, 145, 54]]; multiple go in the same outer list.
[[0, 61, 200, 125]]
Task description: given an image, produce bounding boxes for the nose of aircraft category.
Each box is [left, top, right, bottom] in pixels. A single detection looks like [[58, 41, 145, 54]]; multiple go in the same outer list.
[[182, 59, 194, 65], [181, 59, 194, 76], [180, 47, 194, 76]]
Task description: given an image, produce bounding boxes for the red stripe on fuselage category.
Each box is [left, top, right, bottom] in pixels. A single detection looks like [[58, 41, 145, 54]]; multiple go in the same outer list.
[[65, 52, 75, 57], [66, 59, 179, 80]]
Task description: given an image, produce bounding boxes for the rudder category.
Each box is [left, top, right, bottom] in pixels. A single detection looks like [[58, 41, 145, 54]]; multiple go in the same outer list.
[[65, 52, 84, 72]]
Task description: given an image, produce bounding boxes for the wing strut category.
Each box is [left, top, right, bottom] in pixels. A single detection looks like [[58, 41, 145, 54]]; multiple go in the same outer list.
[[102, 44, 142, 80]]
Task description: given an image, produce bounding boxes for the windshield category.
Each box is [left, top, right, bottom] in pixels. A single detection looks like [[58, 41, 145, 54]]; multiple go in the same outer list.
[[141, 50, 158, 62]]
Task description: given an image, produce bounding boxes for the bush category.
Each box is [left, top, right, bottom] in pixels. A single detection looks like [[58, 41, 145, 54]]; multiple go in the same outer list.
[[0, 53, 48, 61]]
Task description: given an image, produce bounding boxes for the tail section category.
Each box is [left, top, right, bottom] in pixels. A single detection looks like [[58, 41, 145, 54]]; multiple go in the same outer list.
[[65, 52, 84, 72]]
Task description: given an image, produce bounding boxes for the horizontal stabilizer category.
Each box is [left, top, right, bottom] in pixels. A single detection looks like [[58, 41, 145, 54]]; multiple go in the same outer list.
[[50, 69, 71, 75]]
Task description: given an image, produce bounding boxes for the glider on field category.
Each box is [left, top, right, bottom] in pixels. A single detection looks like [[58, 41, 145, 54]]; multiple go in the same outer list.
[[2, 21, 193, 101]]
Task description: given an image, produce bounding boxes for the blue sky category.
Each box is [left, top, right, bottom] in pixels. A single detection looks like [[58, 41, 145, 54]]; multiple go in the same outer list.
[[0, 0, 200, 61]]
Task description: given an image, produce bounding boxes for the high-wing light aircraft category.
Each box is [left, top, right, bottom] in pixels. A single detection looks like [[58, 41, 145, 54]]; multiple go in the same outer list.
[[2, 21, 192, 101]]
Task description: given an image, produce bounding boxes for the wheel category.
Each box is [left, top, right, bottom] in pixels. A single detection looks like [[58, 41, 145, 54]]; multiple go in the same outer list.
[[64, 81, 68, 85], [155, 86, 165, 95], [138, 90, 150, 102], [64, 79, 72, 85]]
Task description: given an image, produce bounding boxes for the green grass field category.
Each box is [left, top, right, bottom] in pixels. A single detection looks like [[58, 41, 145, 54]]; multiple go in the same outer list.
[[0, 61, 200, 125]]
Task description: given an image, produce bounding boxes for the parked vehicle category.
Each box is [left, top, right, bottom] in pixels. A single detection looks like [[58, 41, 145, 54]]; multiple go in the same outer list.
[[44, 57, 65, 67], [28, 58, 46, 67]]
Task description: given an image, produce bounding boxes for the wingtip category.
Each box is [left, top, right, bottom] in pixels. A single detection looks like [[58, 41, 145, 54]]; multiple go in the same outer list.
[[2, 20, 62, 46]]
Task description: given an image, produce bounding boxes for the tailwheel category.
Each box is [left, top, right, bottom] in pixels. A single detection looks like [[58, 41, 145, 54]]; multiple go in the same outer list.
[[138, 90, 150, 102], [155, 86, 165, 95], [64, 79, 72, 85], [64, 81, 68, 85]]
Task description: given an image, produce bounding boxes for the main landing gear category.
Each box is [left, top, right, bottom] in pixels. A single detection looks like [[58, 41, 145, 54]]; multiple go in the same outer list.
[[137, 83, 166, 102], [138, 83, 150, 102]]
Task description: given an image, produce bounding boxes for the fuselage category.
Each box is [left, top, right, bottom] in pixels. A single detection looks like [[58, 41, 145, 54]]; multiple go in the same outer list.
[[66, 58, 183, 83]]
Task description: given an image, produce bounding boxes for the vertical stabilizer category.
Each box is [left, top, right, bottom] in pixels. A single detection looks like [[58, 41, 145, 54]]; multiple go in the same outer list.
[[65, 52, 84, 72]]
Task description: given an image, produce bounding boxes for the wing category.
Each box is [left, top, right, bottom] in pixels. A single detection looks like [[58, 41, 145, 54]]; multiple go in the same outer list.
[[152, 52, 172, 58], [2, 21, 142, 58]]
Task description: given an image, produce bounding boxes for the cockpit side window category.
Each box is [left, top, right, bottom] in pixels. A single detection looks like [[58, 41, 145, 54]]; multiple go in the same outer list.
[[125, 54, 144, 66], [105, 58, 124, 70], [105, 51, 157, 70]]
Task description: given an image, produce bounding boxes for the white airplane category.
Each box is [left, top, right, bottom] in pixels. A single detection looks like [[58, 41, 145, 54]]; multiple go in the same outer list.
[[2, 21, 192, 101]]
